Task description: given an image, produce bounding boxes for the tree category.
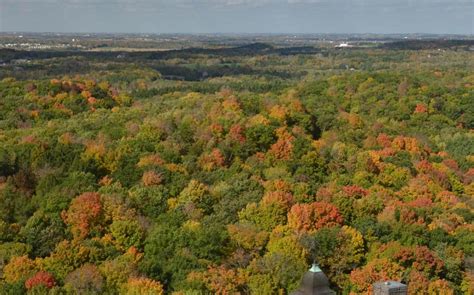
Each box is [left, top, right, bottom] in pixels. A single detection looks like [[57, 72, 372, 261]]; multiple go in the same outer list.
[[238, 194, 290, 233], [142, 170, 163, 187], [3, 255, 38, 284], [61, 192, 103, 239], [350, 258, 404, 293], [121, 277, 164, 295], [227, 223, 268, 252], [25, 271, 56, 290], [199, 148, 226, 171], [188, 265, 245, 294], [245, 252, 307, 294], [269, 127, 294, 160], [110, 219, 145, 250], [172, 180, 211, 213], [287, 202, 343, 233], [19, 210, 66, 257], [64, 264, 104, 294], [100, 248, 142, 292]]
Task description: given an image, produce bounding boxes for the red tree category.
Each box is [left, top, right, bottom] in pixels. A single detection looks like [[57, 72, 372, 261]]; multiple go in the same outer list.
[[62, 192, 102, 239], [25, 271, 56, 290], [414, 103, 428, 114], [287, 201, 343, 233], [228, 124, 246, 143]]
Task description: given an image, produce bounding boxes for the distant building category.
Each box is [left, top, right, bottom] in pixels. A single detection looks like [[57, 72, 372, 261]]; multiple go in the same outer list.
[[373, 281, 407, 295], [290, 264, 335, 295], [335, 43, 353, 48]]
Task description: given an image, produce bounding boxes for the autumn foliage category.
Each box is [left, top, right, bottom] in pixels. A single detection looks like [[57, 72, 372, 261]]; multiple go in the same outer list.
[[3, 256, 37, 284], [0, 43, 472, 294], [25, 271, 56, 290], [122, 277, 164, 295], [61, 192, 103, 239], [188, 265, 246, 294], [287, 201, 343, 232]]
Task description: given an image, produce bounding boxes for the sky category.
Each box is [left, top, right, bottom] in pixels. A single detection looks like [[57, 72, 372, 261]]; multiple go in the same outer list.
[[0, 0, 473, 34]]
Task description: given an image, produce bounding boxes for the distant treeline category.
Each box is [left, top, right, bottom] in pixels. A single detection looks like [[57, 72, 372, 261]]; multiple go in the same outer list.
[[0, 43, 322, 62], [383, 39, 474, 50]]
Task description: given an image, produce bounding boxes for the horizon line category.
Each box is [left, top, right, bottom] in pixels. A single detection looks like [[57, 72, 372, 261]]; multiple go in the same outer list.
[[1, 31, 473, 36]]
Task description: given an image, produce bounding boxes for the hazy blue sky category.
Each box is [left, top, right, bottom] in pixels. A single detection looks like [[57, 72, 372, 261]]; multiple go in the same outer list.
[[1, 0, 473, 34]]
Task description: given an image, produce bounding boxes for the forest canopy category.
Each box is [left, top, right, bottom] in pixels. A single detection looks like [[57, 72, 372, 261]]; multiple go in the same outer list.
[[0, 41, 473, 294]]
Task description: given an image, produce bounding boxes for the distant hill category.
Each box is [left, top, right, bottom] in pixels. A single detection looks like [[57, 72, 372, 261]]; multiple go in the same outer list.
[[383, 39, 474, 50]]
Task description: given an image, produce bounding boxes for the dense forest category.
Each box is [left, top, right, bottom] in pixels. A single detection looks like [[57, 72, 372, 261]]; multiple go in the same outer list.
[[0, 41, 473, 294]]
